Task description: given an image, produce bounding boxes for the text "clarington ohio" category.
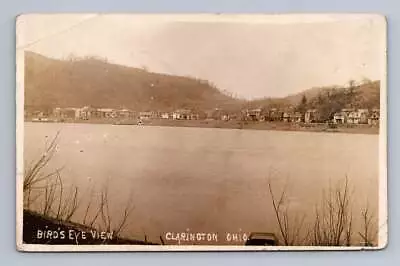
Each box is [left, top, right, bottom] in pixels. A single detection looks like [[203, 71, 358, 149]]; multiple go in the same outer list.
[[165, 231, 249, 244]]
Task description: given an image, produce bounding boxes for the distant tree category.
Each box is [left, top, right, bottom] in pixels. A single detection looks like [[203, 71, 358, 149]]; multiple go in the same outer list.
[[296, 94, 308, 113], [327, 91, 331, 99], [301, 94, 307, 105], [317, 93, 324, 105], [346, 79, 357, 104], [348, 79, 356, 88], [348, 79, 356, 95]]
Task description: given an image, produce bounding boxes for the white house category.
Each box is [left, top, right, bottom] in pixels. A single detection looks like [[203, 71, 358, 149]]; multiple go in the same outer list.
[[161, 113, 170, 119]]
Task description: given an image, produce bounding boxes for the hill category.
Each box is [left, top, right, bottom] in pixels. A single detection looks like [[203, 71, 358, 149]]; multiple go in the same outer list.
[[24, 52, 380, 118], [24, 52, 241, 113], [245, 80, 380, 117]]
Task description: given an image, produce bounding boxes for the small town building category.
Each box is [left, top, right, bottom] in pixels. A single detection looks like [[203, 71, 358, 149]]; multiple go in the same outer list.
[[228, 113, 239, 121], [53, 107, 79, 120], [90, 109, 105, 119], [368, 109, 380, 126], [139, 111, 153, 120], [77, 106, 97, 120], [333, 112, 346, 124], [358, 109, 369, 124], [161, 112, 170, 119], [266, 108, 284, 122], [347, 111, 360, 124], [341, 108, 355, 117], [304, 109, 319, 123], [189, 113, 200, 120], [246, 108, 262, 121], [347, 109, 369, 124], [118, 109, 134, 119], [291, 112, 303, 123], [282, 112, 290, 122], [172, 109, 195, 120], [32, 110, 46, 119], [221, 114, 230, 121], [98, 108, 117, 119]]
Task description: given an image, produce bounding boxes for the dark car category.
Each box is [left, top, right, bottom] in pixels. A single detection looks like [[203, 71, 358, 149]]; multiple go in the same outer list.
[[245, 232, 278, 246]]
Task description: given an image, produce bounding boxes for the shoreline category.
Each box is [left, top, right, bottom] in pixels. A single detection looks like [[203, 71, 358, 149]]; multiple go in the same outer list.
[[25, 119, 380, 135]]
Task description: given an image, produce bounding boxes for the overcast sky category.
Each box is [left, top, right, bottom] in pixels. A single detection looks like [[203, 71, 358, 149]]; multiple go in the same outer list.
[[17, 14, 386, 99]]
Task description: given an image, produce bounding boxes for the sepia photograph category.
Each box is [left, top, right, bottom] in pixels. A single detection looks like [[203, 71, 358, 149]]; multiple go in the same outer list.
[[16, 14, 387, 251]]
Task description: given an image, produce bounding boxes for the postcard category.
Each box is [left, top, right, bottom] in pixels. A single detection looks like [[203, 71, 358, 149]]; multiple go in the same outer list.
[[16, 14, 387, 251]]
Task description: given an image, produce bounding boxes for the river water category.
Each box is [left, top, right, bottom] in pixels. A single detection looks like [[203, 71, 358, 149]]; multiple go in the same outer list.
[[24, 122, 379, 245]]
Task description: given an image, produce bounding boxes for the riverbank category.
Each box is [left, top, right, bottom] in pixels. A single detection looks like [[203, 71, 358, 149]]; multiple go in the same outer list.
[[26, 118, 380, 134], [142, 119, 380, 135]]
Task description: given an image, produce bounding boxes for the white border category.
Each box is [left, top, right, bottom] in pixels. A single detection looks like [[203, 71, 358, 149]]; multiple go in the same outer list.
[[15, 13, 388, 252], [378, 14, 388, 250], [19, 244, 380, 252]]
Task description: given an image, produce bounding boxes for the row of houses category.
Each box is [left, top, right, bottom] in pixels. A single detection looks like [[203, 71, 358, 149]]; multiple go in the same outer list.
[[241, 108, 380, 125], [28, 106, 380, 126], [50, 107, 201, 121], [332, 108, 380, 125], [242, 108, 303, 122], [138, 109, 200, 120], [53, 107, 136, 120]]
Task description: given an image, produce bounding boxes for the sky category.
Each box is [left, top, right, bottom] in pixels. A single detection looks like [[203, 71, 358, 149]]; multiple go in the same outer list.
[[16, 14, 386, 99]]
